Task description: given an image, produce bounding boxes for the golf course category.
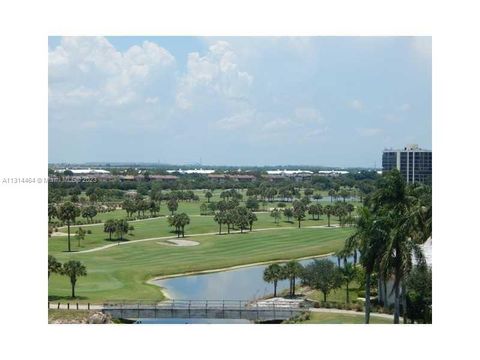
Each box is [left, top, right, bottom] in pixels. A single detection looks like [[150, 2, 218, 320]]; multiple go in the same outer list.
[[48, 209, 352, 302]]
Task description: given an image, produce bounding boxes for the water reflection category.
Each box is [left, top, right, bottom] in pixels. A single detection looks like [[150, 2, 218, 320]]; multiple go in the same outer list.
[[153, 255, 342, 300]]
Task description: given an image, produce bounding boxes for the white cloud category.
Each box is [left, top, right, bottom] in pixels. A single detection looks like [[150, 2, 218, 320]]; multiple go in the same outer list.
[[145, 97, 159, 104], [349, 99, 363, 110], [176, 41, 253, 109], [49, 37, 175, 107], [215, 110, 255, 130], [256, 107, 327, 142]]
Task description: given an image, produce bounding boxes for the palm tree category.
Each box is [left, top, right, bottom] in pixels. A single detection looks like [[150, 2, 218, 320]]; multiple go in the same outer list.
[[104, 219, 116, 240], [263, 263, 283, 297], [378, 212, 424, 324], [57, 202, 80, 252], [372, 170, 428, 323], [167, 197, 178, 215], [177, 213, 190, 237], [324, 205, 333, 227], [62, 260, 87, 298], [292, 204, 306, 228], [345, 206, 386, 323], [214, 211, 226, 234], [283, 261, 303, 297], [115, 219, 129, 242], [341, 263, 357, 303], [205, 191, 213, 203], [328, 189, 336, 203], [48, 255, 61, 278]]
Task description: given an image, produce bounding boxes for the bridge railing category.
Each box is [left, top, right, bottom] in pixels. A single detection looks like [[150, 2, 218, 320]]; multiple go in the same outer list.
[[103, 299, 310, 311]]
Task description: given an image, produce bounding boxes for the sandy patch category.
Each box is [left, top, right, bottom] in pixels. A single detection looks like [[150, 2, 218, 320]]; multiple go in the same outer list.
[[157, 239, 200, 247], [51, 231, 69, 237]]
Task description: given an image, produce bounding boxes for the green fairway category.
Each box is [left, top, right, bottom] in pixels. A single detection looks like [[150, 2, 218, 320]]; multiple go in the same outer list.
[[48, 227, 352, 303], [50, 212, 340, 253], [301, 312, 391, 324]]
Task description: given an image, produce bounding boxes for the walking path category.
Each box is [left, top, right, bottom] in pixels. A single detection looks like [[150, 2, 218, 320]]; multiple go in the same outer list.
[[309, 307, 396, 320], [72, 224, 341, 254]]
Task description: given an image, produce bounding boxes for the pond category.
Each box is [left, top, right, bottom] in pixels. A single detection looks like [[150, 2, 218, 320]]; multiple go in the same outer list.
[[152, 255, 341, 301]]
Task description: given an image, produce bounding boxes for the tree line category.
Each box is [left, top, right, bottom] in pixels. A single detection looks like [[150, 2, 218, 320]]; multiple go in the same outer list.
[[263, 258, 357, 303]]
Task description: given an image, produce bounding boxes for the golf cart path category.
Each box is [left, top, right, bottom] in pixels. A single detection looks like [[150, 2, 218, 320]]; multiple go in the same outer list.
[[72, 224, 341, 254]]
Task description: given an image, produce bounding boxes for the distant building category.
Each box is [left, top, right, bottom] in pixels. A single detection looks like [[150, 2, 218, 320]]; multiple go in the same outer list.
[[228, 174, 256, 182], [317, 170, 349, 177], [166, 168, 215, 175], [148, 175, 178, 183], [382, 144, 432, 184], [56, 168, 110, 175], [208, 174, 226, 183]]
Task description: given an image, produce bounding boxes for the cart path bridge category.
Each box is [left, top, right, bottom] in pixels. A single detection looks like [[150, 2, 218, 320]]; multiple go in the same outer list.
[[48, 300, 308, 321]]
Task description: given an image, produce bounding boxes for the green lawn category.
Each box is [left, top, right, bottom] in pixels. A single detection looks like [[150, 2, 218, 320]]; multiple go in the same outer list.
[[50, 212, 341, 253], [49, 192, 357, 304], [48, 227, 352, 303], [301, 312, 391, 324], [68, 194, 360, 223], [307, 283, 360, 304]]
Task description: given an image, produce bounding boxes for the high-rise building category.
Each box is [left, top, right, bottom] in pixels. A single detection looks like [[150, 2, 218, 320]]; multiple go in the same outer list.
[[382, 144, 432, 184]]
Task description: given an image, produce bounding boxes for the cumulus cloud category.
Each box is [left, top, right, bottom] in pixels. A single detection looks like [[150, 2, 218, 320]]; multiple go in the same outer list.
[[49, 37, 175, 107], [176, 41, 253, 110], [215, 110, 255, 130], [255, 106, 327, 142]]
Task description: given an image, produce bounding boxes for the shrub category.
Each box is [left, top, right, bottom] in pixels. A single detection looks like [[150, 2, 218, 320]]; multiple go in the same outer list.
[[283, 311, 311, 323], [86, 230, 92, 234]]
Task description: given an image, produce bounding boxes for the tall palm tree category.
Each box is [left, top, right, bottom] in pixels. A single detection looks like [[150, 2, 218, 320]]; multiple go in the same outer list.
[[283, 261, 303, 297], [214, 211, 226, 234], [263, 263, 283, 297], [371, 170, 428, 324], [57, 202, 80, 252], [104, 219, 116, 240], [345, 206, 386, 323], [341, 262, 357, 303], [378, 212, 424, 324], [62, 260, 87, 298], [324, 205, 333, 227]]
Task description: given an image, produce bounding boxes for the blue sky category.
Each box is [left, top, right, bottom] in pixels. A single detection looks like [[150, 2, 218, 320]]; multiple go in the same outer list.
[[48, 36, 431, 167]]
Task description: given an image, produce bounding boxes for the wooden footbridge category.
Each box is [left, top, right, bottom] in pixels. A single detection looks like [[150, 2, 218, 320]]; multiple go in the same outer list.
[[102, 299, 308, 321]]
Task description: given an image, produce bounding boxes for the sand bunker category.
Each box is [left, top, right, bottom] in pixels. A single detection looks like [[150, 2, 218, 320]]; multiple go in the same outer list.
[[51, 231, 69, 237], [157, 239, 200, 247]]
